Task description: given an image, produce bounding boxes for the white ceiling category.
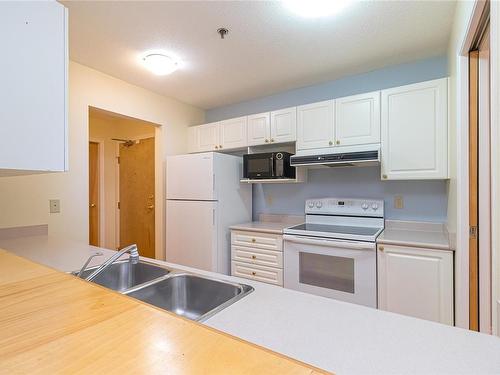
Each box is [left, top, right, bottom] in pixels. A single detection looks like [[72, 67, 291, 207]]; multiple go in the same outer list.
[[63, 1, 456, 110]]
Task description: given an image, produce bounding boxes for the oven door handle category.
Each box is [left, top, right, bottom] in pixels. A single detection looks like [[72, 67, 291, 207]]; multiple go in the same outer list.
[[283, 235, 375, 250]]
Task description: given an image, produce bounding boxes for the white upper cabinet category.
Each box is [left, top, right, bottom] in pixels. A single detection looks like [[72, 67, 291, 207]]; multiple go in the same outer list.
[[381, 78, 448, 180], [297, 100, 334, 151], [377, 244, 454, 326], [219, 116, 248, 150], [247, 112, 271, 146], [335, 91, 380, 146], [196, 122, 220, 152], [0, 2, 68, 175], [270, 107, 297, 144]]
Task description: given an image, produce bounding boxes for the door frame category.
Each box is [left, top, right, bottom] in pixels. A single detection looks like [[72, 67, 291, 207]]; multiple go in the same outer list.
[[89, 137, 105, 248], [455, 0, 499, 334]]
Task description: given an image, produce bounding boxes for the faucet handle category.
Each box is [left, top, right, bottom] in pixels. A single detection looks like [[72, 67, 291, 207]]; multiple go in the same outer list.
[[77, 251, 103, 278]]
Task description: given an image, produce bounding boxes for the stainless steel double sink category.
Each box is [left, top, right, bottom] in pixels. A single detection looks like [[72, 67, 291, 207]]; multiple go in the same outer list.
[[73, 260, 253, 321]]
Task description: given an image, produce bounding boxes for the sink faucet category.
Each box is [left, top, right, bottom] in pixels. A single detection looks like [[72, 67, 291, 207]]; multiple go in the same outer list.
[[84, 244, 140, 282], [77, 251, 103, 277]]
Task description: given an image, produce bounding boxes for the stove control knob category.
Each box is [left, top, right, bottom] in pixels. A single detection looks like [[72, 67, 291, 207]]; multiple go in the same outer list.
[[315, 201, 323, 208], [371, 203, 379, 210], [308, 201, 315, 208], [361, 203, 369, 210]]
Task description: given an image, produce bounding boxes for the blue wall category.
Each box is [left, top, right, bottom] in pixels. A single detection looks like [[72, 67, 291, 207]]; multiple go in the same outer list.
[[206, 56, 448, 122], [207, 56, 449, 222], [253, 168, 448, 222]]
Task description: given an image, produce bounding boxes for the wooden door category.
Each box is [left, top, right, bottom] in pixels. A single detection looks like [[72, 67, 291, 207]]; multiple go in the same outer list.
[[377, 244, 454, 325], [296, 100, 334, 150], [270, 107, 297, 144], [380, 78, 448, 180], [469, 49, 479, 331], [335, 91, 380, 146], [119, 137, 155, 258], [219, 116, 248, 150], [88, 142, 99, 246], [247, 112, 270, 146]]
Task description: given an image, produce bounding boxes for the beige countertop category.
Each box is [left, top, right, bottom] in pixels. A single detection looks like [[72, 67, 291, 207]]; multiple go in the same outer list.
[[2, 233, 500, 374], [230, 221, 295, 234], [230, 214, 304, 234], [377, 220, 452, 251]]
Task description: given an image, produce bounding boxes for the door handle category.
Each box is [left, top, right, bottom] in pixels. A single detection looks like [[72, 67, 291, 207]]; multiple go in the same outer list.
[[283, 235, 375, 250], [147, 205, 154, 210], [90, 203, 96, 208]]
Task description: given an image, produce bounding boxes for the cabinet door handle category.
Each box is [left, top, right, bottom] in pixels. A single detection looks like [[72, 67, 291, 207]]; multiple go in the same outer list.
[[382, 174, 388, 179], [251, 255, 257, 259], [336, 140, 340, 145], [379, 246, 384, 251], [251, 271, 256, 276], [215, 145, 218, 149], [265, 139, 269, 143], [329, 141, 333, 146], [270, 138, 274, 143]]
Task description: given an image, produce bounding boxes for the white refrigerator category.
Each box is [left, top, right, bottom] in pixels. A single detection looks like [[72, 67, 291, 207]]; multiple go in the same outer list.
[[166, 152, 252, 274]]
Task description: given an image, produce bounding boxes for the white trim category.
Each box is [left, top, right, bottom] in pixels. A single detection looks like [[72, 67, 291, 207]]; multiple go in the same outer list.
[[478, 25, 492, 334], [490, 1, 500, 336], [89, 137, 106, 248], [456, 54, 470, 328]]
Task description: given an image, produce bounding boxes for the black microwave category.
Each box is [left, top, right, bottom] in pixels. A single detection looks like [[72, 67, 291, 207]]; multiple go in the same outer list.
[[243, 152, 296, 179]]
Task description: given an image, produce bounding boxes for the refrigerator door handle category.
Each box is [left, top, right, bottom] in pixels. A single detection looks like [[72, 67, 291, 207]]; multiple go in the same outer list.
[[212, 173, 215, 195], [212, 208, 215, 226]]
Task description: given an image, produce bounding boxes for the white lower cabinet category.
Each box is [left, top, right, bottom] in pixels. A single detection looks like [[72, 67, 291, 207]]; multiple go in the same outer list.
[[231, 230, 283, 286], [377, 244, 454, 325]]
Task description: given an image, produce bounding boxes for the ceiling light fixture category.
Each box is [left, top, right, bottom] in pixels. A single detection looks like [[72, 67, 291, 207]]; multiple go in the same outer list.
[[141, 52, 179, 76], [283, 0, 353, 18]]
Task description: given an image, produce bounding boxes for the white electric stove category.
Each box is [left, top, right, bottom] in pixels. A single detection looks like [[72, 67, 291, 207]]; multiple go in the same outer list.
[[283, 198, 384, 308]]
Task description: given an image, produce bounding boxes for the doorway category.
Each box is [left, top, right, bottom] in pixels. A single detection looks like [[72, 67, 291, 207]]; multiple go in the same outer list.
[[88, 107, 159, 259], [468, 13, 491, 333]]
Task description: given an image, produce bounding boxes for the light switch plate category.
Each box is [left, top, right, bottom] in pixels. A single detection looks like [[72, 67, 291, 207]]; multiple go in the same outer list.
[[49, 199, 60, 213], [394, 196, 404, 209]]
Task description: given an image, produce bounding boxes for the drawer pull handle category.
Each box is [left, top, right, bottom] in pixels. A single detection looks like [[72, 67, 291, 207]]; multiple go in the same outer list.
[[251, 271, 256, 276], [251, 255, 257, 259], [251, 238, 256, 243]]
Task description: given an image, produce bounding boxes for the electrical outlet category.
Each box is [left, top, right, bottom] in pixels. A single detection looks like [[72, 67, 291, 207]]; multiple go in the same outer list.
[[394, 196, 404, 209], [49, 199, 60, 213], [266, 194, 273, 206]]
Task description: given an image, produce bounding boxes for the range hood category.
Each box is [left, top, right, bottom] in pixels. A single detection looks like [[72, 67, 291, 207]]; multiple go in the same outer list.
[[290, 145, 380, 168]]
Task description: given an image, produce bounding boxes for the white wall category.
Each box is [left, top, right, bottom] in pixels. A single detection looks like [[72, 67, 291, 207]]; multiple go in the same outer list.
[[446, 0, 475, 328], [89, 111, 156, 250], [0, 62, 204, 250]]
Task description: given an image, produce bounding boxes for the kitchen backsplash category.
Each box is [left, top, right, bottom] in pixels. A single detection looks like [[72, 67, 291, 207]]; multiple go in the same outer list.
[[252, 167, 447, 222]]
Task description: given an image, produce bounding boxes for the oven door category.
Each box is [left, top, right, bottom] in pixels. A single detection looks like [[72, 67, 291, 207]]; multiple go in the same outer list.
[[244, 154, 274, 179], [283, 234, 377, 308]]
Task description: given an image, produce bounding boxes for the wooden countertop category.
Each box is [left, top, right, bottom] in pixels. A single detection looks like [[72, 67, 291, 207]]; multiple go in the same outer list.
[[0, 249, 328, 374]]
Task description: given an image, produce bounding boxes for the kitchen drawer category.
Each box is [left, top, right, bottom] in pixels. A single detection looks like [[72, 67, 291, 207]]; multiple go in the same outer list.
[[231, 245, 283, 268], [231, 261, 283, 286], [231, 230, 283, 251]]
